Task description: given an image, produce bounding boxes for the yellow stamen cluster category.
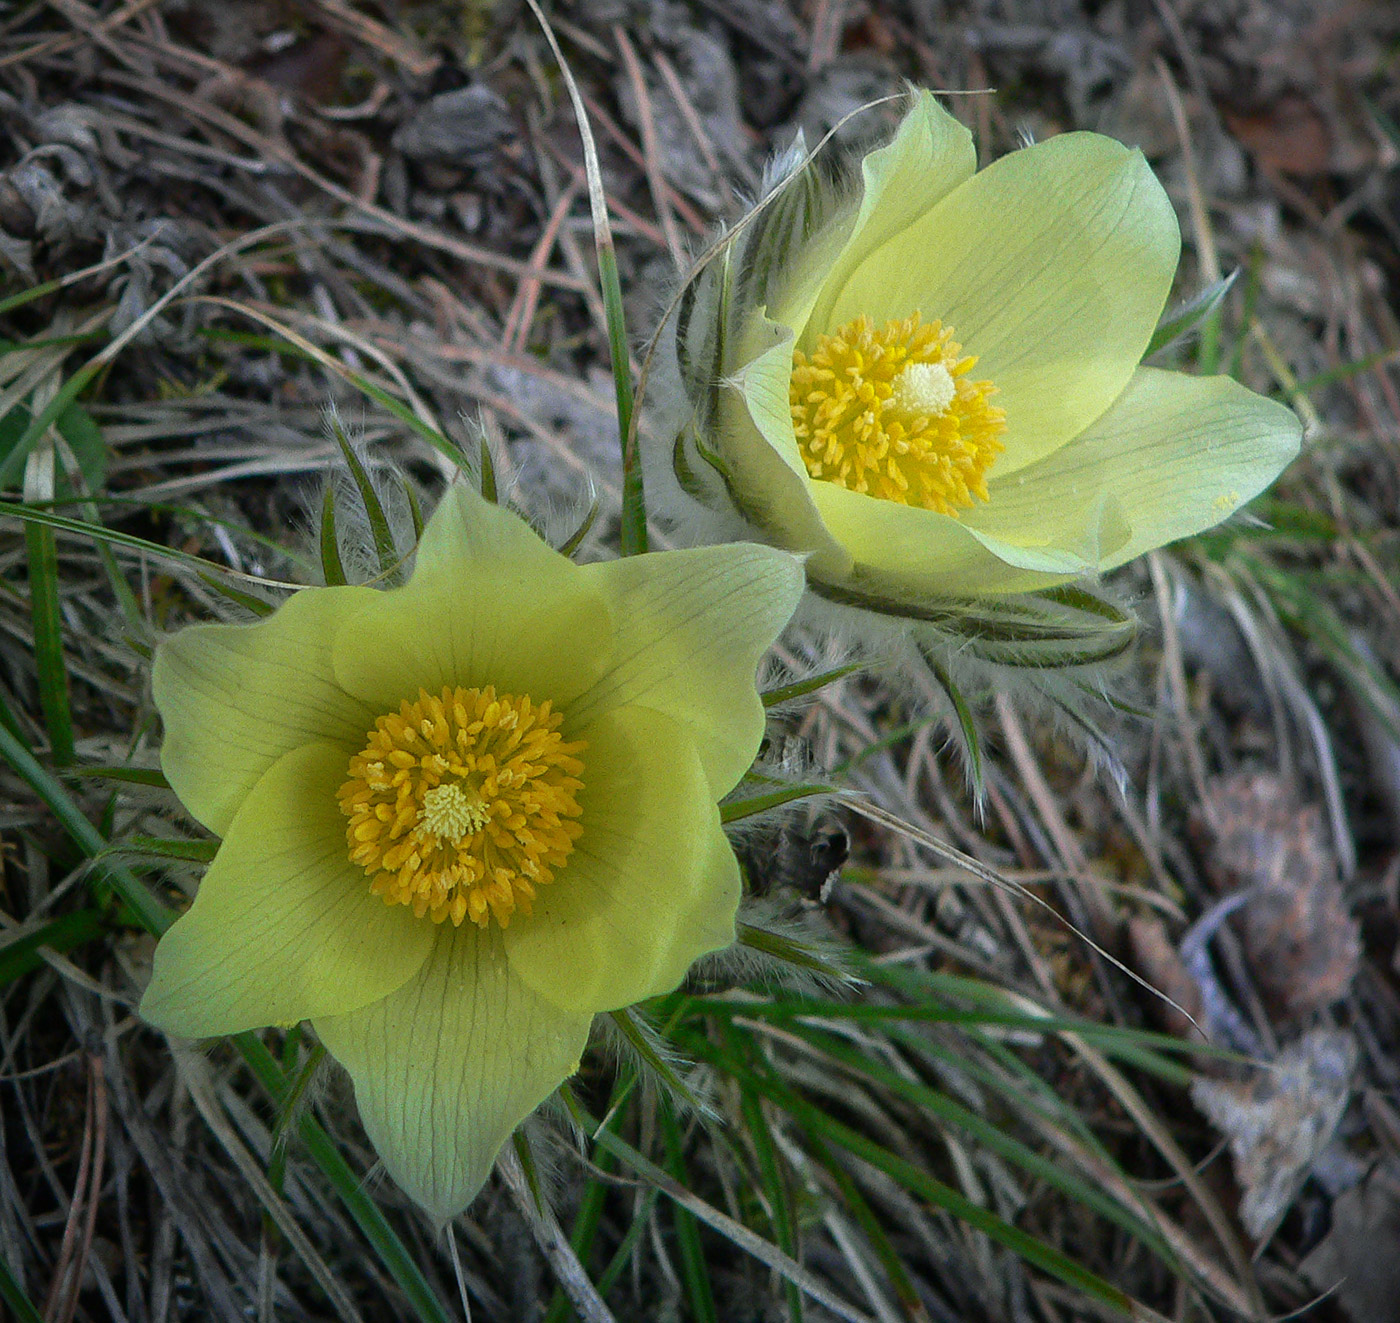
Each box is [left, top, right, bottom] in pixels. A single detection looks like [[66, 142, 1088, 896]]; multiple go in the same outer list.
[[791, 312, 1006, 514], [338, 686, 585, 929]]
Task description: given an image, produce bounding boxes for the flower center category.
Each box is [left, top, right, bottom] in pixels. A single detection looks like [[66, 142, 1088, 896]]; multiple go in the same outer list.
[[338, 685, 585, 929], [418, 783, 490, 839], [790, 312, 1007, 514]]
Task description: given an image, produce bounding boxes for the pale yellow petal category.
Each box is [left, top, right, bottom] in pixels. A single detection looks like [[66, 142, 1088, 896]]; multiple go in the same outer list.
[[314, 925, 591, 1222], [727, 329, 855, 578], [503, 706, 741, 1014], [331, 485, 613, 711], [140, 743, 433, 1037], [825, 132, 1180, 472], [977, 366, 1303, 571], [807, 480, 1080, 599], [570, 544, 801, 793], [411, 482, 560, 578], [806, 368, 1302, 601], [798, 92, 976, 338], [154, 586, 375, 837]]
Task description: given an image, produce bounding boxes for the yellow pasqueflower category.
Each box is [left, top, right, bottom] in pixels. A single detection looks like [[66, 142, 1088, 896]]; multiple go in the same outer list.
[[139, 484, 801, 1220], [658, 92, 1300, 617]]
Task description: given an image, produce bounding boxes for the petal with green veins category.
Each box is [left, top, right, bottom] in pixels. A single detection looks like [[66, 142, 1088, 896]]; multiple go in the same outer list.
[[797, 92, 977, 338], [154, 586, 374, 837], [503, 705, 740, 1013], [825, 132, 1180, 473], [571, 543, 802, 793], [315, 924, 591, 1223], [140, 742, 433, 1036], [981, 366, 1304, 572], [331, 484, 614, 712]]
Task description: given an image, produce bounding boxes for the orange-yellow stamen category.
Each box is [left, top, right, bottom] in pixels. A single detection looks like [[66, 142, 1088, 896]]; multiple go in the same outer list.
[[338, 685, 585, 929], [790, 312, 1006, 514]]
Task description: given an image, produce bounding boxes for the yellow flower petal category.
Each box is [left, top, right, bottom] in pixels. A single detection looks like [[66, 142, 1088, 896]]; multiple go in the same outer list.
[[823, 132, 1180, 472], [503, 705, 740, 1013], [139, 743, 433, 1036], [979, 366, 1303, 572], [154, 586, 375, 836], [571, 543, 802, 793], [314, 924, 591, 1222], [798, 92, 976, 336], [410, 482, 553, 579], [807, 480, 1083, 598], [723, 331, 854, 577], [806, 367, 1303, 600], [330, 484, 614, 711]]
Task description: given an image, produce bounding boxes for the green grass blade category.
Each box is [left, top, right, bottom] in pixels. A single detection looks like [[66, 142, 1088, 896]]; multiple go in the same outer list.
[[541, 1144, 614, 1323], [600, 242, 645, 556], [0, 238, 165, 318], [197, 572, 274, 618], [55, 400, 107, 493], [1, 501, 303, 591], [737, 1089, 803, 1323], [0, 1256, 43, 1323], [69, 764, 170, 789], [524, 0, 645, 554], [235, 1034, 455, 1323], [543, 1077, 635, 1323], [271, 1041, 327, 1149], [593, 1186, 661, 1302], [561, 1085, 875, 1323], [319, 485, 348, 586], [329, 414, 399, 579], [197, 324, 463, 467], [0, 720, 175, 935], [1228, 244, 1263, 381], [42, 491, 320, 576], [687, 990, 1224, 1069], [784, 1022, 1171, 1260], [659, 1103, 718, 1323], [1295, 344, 1400, 394], [0, 909, 105, 986], [0, 361, 100, 490], [757, 1075, 1144, 1317], [24, 518, 74, 764], [762, 664, 864, 707], [800, 1128, 926, 1322], [721, 782, 834, 824]]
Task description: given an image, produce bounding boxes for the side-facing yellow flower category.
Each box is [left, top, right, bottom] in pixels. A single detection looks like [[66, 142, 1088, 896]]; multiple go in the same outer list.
[[139, 483, 801, 1220], [653, 92, 1300, 664]]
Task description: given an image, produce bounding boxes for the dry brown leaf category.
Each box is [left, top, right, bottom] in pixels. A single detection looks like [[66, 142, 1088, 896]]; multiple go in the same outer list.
[[1301, 1160, 1400, 1323], [1223, 96, 1333, 176], [1191, 1029, 1357, 1240], [1196, 772, 1360, 1019]]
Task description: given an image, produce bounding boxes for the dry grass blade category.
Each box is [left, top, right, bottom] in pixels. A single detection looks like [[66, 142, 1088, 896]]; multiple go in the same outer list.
[[835, 792, 1205, 1033], [177, 1052, 367, 1323], [613, 28, 686, 269], [603, 1134, 880, 1323], [499, 1145, 616, 1323]]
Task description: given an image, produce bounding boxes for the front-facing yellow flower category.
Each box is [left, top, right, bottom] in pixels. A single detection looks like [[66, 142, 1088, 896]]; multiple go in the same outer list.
[[654, 92, 1301, 645], [139, 484, 802, 1220]]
